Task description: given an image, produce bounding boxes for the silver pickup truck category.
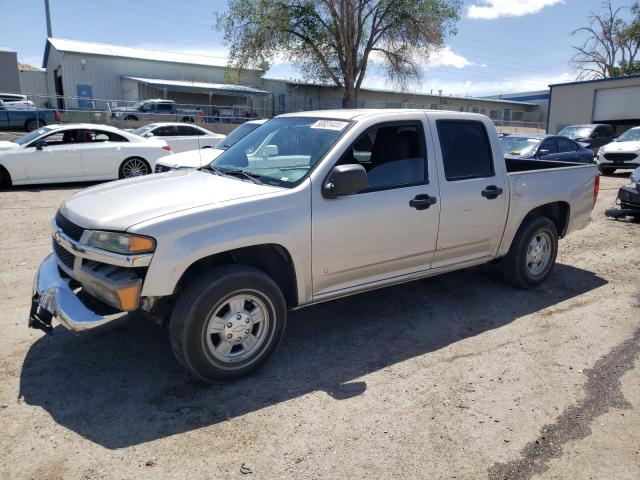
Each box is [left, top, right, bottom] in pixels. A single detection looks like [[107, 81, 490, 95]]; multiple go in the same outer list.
[[29, 110, 599, 382]]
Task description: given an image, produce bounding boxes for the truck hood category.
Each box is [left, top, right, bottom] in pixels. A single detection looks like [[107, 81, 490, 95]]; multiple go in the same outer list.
[[0, 141, 19, 152], [602, 141, 640, 153], [61, 170, 282, 231], [156, 148, 223, 169]]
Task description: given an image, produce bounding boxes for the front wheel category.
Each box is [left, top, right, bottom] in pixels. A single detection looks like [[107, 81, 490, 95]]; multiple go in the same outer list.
[[501, 216, 558, 289], [25, 119, 45, 132], [170, 265, 287, 383], [119, 157, 150, 178]]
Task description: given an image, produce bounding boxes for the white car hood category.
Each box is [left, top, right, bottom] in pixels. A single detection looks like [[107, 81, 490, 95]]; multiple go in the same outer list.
[[61, 169, 281, 231], [0, 141, 19, 152], [157, 148, 224, 169], [602, 141, 640, 153]]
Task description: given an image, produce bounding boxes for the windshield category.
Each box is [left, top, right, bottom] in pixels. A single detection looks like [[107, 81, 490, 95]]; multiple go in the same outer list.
[[616, 128, 640, 142], [557, 126, 593, 138], [210, 117, 352, 187], [13, 126, 57, 145], [500, 136, 541, 156], [218, 122, 263, 149], [132, 125, 155, 136]]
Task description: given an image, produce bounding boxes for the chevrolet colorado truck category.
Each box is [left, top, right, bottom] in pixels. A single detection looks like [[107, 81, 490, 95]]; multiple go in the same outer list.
[[110, 99, 202, 123], [29, 110, 599, 382]]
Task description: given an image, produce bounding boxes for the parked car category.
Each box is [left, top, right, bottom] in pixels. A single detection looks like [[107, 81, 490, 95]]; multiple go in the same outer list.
[[605, 167, 640, 221], [111, 99, 202, 123], [500, 134, 594, 163], [0, 100, 59, 132], [596, 126, 640, 175], [0, 93, 36, 109], [29, 110, 599, 382], [131, 122, 224, 153], [154, 118, 268, 171], [557, 124, 614, 155], [0, 123, 171, 187]]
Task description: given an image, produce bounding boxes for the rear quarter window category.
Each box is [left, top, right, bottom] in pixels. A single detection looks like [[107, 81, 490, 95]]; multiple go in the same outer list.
[[436, 120, 494, 181]]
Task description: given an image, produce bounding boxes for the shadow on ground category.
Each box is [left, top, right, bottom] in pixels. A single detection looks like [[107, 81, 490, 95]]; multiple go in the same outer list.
[[19, 263, 606, 449]]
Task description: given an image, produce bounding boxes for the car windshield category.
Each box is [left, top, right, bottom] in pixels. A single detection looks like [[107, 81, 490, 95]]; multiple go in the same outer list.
[[218, 122, 263, 149], [616, 128, 640, 142], [13, 126, 57, 145], [209, 117, 352, 187], [557, 126, 593, 138], [131, 125, 155, 136], [500, 136, 541, 156]]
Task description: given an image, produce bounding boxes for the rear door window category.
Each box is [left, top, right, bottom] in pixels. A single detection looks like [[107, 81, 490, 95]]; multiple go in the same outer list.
[[557, 137, 578, 152], [436, 120, 494, 180], [153, 126, 178, 136], [540, 138, 559, 154], [177, 125, 202, 136]]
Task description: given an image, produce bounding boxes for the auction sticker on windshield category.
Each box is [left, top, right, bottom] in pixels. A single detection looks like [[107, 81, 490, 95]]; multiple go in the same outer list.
[[310, 120, 349, 131]]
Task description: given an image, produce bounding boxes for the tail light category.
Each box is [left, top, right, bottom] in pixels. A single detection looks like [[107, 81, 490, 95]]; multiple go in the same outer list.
[[54, 111, 61, 122], [162, 145, 171, 151], [592, 173, 600, 209]]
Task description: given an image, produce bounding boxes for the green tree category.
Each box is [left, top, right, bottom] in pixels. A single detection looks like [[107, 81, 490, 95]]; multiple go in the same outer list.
[[217, 0, 462, 107]]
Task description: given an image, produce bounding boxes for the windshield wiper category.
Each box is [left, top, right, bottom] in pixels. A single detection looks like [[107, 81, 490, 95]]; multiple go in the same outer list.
[[199, 164, 225, 176], [220, 168, 264, 185]]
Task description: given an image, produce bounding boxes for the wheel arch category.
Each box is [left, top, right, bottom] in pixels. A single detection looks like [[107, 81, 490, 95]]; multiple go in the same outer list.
[[175, 243, 299, 308], [521, 201, 570, 238], [0, 164, 12, 187], [24, 117, 45, 131]]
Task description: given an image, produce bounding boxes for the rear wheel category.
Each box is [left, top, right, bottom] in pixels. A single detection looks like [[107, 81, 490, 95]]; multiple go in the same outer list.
[[501, 216, 558, 289], [25, 119, 45, 132], [170, 265, 287, 383], [0, 167, 12, 189], [119, 157, 150, 178], [181, 116, 195, 123], [124, 115, 138, 121], [598, 166, 616, 175]]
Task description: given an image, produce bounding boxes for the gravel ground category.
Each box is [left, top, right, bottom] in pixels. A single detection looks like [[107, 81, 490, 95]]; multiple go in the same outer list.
[[0, 171, 638, 480]]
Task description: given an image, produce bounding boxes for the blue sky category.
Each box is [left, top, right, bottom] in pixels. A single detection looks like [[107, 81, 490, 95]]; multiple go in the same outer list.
[[0, 0, 635, 96]]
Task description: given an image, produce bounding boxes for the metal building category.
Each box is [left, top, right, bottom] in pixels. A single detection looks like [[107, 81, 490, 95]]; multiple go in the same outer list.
[[41, 38, 269, 111], [547, 75, 640, 134]]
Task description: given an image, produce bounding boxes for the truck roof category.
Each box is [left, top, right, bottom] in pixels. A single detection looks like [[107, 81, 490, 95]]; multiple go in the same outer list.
[[278, 109, 488, 121]]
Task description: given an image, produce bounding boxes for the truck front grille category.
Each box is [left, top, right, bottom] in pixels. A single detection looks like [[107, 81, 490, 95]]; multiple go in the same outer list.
[[52, 239, 75, 270], [55, 211, 84, 241], [604, 153, 637, 162]]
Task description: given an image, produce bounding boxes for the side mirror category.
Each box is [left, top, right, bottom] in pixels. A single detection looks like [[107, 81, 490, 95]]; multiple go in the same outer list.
[[262, 144, 279, 157], [537, 148, 550, 157], [144, 132, 154, 138], [323, 164, 367, 198], [35, 140, 46, 150]]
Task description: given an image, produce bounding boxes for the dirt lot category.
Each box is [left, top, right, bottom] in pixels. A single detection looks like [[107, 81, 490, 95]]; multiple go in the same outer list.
[[0, 173, 638, 480]]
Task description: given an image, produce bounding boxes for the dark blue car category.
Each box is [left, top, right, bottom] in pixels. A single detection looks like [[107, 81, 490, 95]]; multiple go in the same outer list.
[[500, 134, 594, 163]]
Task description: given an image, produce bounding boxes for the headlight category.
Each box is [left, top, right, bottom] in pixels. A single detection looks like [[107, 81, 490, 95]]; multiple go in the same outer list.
[[86, 231, 155, 254]]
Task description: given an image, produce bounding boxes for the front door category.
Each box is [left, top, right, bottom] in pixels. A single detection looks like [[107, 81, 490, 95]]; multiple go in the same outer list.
[[80, 129, 129, 177], [430, 119, 508, 268], [311, 119, 441, 296], [23, 129, 83, 180]]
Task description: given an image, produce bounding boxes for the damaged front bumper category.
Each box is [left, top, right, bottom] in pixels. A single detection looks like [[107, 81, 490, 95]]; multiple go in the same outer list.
[[605, 184, 640, 219], [28, 254, 128, 334]]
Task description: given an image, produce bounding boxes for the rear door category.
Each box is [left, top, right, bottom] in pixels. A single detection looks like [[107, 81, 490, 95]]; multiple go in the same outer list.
[[175, 125, 202, 152], [430, 118, 509, 268], [555, 137, 584, 162], [80, 129, 130, 177], [22, 129, 83, 180], [150, 125, 181, 151]]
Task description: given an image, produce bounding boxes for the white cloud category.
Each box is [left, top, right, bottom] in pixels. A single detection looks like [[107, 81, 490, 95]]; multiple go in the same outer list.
[[360, 71, 573, 97], [467, 0, 564, 20], [426, 46, 479, 69]]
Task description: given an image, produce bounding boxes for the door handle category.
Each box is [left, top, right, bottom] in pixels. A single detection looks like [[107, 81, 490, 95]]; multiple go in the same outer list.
[[481, 185, 503, 199], [409, 194, 437, 210]]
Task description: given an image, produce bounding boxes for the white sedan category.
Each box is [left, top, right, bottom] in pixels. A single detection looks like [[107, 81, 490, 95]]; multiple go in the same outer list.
[[154, 118, 268, 172], [0, 123, 172, 186], [131, 122, 225, 153]]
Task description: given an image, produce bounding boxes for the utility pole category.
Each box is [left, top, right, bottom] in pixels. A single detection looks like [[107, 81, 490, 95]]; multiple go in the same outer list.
[[44, 0, 52, 38]]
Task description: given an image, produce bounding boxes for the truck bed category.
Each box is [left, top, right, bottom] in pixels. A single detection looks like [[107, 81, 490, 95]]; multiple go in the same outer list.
[[505, 158, 590, 173]]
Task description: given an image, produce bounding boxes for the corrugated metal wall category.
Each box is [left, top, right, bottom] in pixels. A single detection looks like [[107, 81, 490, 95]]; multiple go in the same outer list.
[[0, 50, 21, 93], [19, 70, 48, 99]]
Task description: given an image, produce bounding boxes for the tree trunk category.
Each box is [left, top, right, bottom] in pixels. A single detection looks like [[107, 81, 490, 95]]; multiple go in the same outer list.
[[343, 82, 357, 108]]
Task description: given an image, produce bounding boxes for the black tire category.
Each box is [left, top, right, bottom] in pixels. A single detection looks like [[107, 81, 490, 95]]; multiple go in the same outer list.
[[169, 265, 287, 383], [501, 216, 558, 289], [598, 165, 615, 175], [124, 115, 138, 121], [181, 116, 195, 123], [119, 157, 150, 178], [25, 118, 45, 132], [0, 167, 12, 189]]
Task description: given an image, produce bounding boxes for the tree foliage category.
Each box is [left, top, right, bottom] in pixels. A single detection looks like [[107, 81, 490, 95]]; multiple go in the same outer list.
[[217, 0, 462, 106], [571, 0, 640, 79]]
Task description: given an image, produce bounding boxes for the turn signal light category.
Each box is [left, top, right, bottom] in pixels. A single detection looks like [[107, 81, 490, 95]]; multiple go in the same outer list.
[[117, 284, 142, 311]]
